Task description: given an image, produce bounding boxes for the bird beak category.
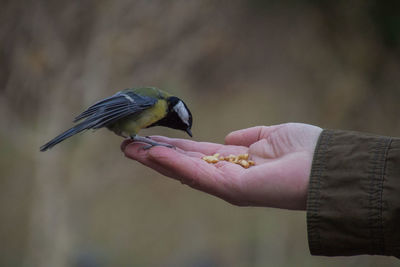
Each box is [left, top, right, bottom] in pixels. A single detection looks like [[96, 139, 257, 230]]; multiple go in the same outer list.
[[186, 128, 192, 137]]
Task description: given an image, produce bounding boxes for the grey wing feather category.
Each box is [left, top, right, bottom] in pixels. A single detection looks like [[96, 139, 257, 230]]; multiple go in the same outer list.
[[40, 92, 157, 151]]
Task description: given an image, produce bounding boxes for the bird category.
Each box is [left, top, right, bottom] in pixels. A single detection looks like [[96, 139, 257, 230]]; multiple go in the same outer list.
[[40, 87, 193, 151]]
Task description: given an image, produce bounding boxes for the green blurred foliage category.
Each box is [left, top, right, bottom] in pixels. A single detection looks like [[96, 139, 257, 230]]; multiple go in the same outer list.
[[0, 0, 399, 266]]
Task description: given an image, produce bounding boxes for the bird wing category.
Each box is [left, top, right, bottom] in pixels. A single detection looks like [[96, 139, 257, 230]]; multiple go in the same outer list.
[[40, 91, 157, 151]]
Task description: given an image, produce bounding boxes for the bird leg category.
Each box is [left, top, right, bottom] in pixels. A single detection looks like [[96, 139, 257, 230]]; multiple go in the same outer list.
[[130, 135, 175, 150]]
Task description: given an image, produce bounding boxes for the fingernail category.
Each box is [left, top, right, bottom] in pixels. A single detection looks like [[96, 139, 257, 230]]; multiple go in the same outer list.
[[120, 139, 132, 152]]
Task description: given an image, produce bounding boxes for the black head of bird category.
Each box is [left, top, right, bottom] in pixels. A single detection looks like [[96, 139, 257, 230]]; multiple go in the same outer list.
[[40, 87, 193, 151], [149, 96, 192, 137]]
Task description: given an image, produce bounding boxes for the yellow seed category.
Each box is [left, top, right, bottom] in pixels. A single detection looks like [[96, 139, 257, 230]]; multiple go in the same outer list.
[[239, 160, 250, 168], [202, 156, 219, 163], [238, 153, 249, 160], [203, 153, 254, 168]]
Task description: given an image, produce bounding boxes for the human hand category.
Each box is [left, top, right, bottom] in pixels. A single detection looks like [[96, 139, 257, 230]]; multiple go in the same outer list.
[[121, 123, 322, 210]]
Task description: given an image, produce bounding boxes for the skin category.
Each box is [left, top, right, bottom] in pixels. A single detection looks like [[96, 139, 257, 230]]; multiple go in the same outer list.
[[121, 123, 322, 210]]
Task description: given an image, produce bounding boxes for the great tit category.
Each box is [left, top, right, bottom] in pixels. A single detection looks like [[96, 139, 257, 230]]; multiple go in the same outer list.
[[40, 87, 193, 151]]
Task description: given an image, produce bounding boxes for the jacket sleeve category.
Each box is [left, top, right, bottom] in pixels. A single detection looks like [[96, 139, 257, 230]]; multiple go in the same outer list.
[[307, 129, 400, 257]]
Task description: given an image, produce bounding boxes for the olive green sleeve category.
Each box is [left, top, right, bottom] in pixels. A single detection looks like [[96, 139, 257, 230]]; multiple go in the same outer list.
[[307, 129, 400, 257]]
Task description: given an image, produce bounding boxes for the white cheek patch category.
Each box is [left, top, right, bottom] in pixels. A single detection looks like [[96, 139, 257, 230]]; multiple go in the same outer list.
[[173, 101, 190, 126]]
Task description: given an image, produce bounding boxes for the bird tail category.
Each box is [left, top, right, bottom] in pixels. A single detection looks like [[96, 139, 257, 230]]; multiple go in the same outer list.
[[39, 123, 90, 151], [40, 91, 157, 152]]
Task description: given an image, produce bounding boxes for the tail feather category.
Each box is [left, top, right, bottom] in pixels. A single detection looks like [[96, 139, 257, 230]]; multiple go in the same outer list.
[[40, 91, 157, 151], [39, 123, 88, 151]]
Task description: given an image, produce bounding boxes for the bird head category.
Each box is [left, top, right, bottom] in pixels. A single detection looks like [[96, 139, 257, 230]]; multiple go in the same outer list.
[[163, 96, 193, 137]]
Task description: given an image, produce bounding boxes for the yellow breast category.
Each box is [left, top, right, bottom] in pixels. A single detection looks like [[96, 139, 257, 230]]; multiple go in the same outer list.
[[112, 99, 168, 136]]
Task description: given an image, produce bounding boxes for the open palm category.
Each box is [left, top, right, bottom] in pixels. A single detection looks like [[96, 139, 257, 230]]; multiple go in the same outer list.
[[122, 123, 322, 210]]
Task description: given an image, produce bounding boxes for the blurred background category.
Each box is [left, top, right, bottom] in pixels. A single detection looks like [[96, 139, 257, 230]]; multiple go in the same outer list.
[[1, 0, 399, 266]]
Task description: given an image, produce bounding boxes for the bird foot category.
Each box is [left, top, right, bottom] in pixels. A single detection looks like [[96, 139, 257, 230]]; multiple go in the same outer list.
[[142, 143, 175, 150], [131, 135, 175, 150]]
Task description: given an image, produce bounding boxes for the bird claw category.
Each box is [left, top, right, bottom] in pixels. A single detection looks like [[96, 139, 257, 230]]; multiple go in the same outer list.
[[142, 143, 175, 150], [131, 135, 175, 150]]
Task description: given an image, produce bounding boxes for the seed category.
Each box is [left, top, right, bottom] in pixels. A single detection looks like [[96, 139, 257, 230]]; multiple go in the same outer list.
[[202, 156, 219, 163], [238, 153, 249, 160], [239, 160, 250, 168], [202, 153, 255, 168]]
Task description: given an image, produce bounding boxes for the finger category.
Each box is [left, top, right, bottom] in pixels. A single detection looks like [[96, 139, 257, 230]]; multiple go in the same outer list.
[[225, 125, 282, 147], [124, 142, 181, 178], [217, 145, 249, 157], [149, 136, 223, 155], [152, 136, 248, 157], [121, 138, 133, 152], [181, 150, 205, 158], [214, 160, 245, 174], [224, 126, 266, 146], [122, 138, 204, 158], [124, 143, 245, 205], [146, 146, 224, 195]]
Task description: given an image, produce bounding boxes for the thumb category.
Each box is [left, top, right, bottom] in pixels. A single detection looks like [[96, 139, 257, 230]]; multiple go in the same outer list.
[[225, 126, 267, 147]]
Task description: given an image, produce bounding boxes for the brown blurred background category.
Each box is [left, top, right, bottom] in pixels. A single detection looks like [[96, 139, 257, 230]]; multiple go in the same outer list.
[[1, 0, 399, 266]]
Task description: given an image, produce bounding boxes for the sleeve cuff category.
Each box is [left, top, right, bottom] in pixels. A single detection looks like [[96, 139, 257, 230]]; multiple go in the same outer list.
[[307, 129, 397, 257]]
